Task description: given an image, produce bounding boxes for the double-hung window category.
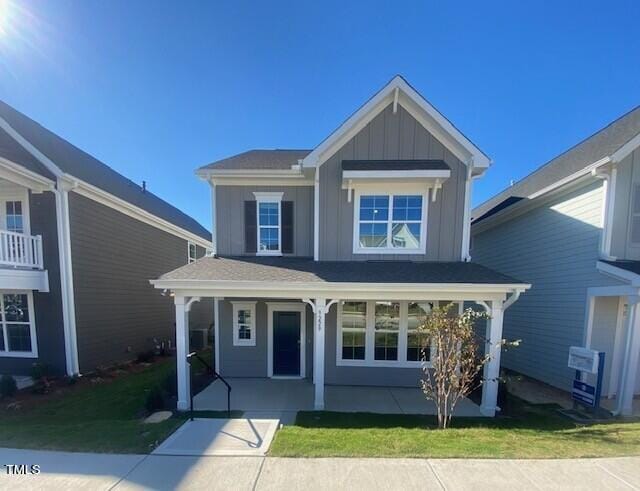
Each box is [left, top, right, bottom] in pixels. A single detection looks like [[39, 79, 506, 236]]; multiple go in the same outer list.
[[232, 302, 256, 347], [355, 191, 426, 254], [0, 292, 37, 358], [188, 242, 197, 264], [254, 192, 283, 255], [340, 301, 366, 360], [374, 302, 400, 361], [406, 302, 433, 362], [6, 201, 24, 233]]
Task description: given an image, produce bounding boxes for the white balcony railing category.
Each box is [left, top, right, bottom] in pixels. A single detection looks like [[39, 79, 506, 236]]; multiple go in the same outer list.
[[0, 230, 44, 269]]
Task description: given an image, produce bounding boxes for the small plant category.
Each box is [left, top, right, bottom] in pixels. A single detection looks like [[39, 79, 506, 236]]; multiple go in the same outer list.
[[145, 387, 166, 413], [29, 362, 51, 381], [0, 375, 17, 398]]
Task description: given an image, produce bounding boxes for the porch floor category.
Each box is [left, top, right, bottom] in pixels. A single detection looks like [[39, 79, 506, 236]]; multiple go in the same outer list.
[[193, 378, 483, 417]]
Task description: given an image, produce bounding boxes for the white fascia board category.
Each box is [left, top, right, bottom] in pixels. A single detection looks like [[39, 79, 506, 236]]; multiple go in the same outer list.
[[196, 168, 308, 178], [596, 260, 640, 286], [69, 175, 212, 249], [150, 279, 531, 300], [208, 177, 314, 186], [611, 132, 640, 164], [302, 76, 490, 170], [342, 169, 451, 180], [0, 157, 56, 192]]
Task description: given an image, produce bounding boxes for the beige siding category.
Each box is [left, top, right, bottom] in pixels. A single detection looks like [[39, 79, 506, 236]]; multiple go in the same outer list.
[[215, 185, 314, 257], [318, 103, 466, 261], [69, 192, 212, 371]]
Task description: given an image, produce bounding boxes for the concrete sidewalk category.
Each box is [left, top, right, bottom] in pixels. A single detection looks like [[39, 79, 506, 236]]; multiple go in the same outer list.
[[1, 448, 639, 490]]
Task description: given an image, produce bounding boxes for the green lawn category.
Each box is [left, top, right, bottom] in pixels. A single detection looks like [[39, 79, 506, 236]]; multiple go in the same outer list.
[[0, 360, 185, 454], [270, 400, 640, 459]]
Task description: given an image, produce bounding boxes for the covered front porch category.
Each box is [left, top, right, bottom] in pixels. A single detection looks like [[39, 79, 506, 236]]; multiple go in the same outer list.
[[151, 256, 530, 418], [193, 377, 483, 416]]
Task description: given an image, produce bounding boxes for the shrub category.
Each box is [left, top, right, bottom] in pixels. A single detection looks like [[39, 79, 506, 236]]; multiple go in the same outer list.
[[0, 375, 17, 398], [29, 362, 51, 381], [145, 387, 166, 413]]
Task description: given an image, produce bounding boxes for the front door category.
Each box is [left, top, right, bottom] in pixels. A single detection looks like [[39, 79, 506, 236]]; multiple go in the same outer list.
[[273, 311, 301, 376]]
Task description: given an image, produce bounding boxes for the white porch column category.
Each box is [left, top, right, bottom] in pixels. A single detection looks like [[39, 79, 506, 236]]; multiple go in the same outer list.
[[481, 301, 504, 417], [175, 296, 190, 411], [313, 298, 327, 410], [617, 296, 640, 416]]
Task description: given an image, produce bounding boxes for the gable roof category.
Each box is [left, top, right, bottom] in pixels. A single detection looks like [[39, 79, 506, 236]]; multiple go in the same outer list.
[[302, 75, 491, 171], [199, 149, 311, 171], [0, 100, 211, 242], [473, 105, 640, 223]]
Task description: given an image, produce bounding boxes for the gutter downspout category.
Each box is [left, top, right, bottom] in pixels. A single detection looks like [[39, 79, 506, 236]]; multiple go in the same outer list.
[[592, 166, 617, 260], [54, 177, 79, 376]]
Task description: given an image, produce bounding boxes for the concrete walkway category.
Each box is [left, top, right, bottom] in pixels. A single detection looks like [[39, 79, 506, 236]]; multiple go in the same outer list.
[[1, 448, 639, 490]]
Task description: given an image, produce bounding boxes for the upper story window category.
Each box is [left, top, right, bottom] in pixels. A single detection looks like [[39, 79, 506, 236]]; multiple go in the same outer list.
[[6, 201, 24, 234], [188, 242, 197, 264], [353, 189, 427, 254], [254, 192, 283, 256]]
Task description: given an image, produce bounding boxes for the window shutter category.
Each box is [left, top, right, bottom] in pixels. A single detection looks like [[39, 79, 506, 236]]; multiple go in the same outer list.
[[244, 201, 257, 253], [282, 201, 294, 254]]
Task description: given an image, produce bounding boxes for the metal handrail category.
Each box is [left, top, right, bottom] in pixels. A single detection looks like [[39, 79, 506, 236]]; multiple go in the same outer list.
[[186, 351, 231, 420]]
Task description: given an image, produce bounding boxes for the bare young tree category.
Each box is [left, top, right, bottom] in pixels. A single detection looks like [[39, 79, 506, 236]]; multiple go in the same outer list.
[[418, 304, 489, 429]]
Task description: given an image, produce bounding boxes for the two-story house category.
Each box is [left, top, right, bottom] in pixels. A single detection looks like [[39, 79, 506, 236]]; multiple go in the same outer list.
[[0, 100, 212, 379], [471, 106, 640, 416], [153, 76, 529, 416]]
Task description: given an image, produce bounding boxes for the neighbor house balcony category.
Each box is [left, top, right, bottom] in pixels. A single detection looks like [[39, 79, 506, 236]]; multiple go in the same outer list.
[[0, 230, 48, 292], [0, 230, 44, 270]]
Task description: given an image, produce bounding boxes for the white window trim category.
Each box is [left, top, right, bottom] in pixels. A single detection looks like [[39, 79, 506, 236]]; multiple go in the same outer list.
[[232, 301, 256, 347], [253, 192, 283, 256], [1, 188, 30, 236], [0, 290, 38, 358], [352, 185, 428, 255], [629, 183, 640, 245], [187, 241, 197, 264], [266, 302, 306, 378], [336, 300, 461, 368]]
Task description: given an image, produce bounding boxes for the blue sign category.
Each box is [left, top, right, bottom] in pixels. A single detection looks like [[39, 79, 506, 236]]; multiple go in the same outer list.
[[570, 351, 605, 410], [572, 380, 596, 407]]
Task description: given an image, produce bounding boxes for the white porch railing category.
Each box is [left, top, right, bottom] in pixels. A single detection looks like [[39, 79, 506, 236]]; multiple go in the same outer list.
[[0, 230, 44, 269]]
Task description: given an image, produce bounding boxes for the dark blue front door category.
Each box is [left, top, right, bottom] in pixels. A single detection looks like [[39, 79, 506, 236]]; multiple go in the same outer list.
[[273, 311, 301, 376]]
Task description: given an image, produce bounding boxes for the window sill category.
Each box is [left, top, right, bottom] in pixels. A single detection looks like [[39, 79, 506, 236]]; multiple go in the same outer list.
[[336, 359, 431, 369], [352, 247, 426, 255], [256, 252, 283, 257], [0, 351, 38, 359], [233, 341, 256, 347]]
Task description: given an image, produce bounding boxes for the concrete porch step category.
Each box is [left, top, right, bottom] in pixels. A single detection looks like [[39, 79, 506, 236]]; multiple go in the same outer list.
[[152, 418, 279, 457]]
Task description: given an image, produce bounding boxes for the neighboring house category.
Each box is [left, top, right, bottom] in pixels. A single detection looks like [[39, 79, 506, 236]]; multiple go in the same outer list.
[[471, 106, 640, 416], [152, 76, 529, 417], [0, 100, 212, 377]]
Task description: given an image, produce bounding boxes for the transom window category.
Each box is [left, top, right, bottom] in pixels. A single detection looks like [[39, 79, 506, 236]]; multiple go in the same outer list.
[[0, 293, 37, 358], [232, 302, 256, 347], [254, 192, 283, 255], [337, 300, 459, 367], [354, 192, 426, 254], [6, 201, 23, 233]]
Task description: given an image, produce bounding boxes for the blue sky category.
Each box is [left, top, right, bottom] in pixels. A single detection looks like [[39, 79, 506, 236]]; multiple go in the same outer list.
[[0, 1, 638, 230]]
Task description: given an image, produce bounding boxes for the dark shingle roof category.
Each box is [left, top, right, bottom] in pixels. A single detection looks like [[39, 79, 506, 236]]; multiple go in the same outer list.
[[473, 105, 640, 222], [342, 160, 450, 171], [199, 149, 312, 171], [0, 127, 57, 180], [0, 100, 210, 241], [601, 260, 640, 276], [158, 256, 523, 284]]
